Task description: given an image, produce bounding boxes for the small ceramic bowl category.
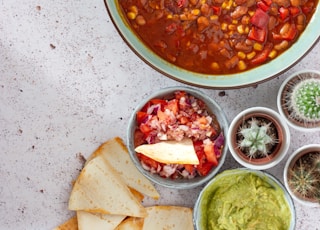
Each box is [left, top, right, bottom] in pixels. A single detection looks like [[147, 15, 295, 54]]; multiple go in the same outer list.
[[283, 144, 320, 207], [126, 86, 229, 189], [277, 69, 320, 132], [194, 168, 296, 230], [227, 107, 290, 170]]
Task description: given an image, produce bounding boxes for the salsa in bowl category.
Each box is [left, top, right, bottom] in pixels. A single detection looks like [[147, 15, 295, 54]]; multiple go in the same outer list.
[[105, 0, 319, 88], [126, 86, 229, 189]]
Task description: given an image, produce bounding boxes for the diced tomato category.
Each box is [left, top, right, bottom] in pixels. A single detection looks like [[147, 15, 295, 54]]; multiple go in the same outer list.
[[203, 143, 218, 166], [250, 8, 269, 29], [137, 153, 159, 169], [140, 101, 151, 113], [197, 162, 214, 176], [150, 99, 167, 107], [250, 43, 273, 65], [165, 99, 179, 115], [248, 26, 267, 43], [179, 116, 190, 124], [257, 1, 270, 12], [136, 111, 149, 124], [279, 7, 289, 20], [184, 164, 195, 174], [139, 123, 152, 136], [289, 6, 301, 17], [134, 130, 146, 147], [302, 5, 312, 14]]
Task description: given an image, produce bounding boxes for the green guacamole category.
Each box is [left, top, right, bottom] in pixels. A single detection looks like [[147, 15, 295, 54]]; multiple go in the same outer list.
[[199, 170, 292, 230]]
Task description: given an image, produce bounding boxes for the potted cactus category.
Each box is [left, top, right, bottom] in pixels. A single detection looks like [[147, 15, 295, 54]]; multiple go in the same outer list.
[[277, 70, 320, 132], [227, 107, 290, 170], [284, 144, 320, 207]]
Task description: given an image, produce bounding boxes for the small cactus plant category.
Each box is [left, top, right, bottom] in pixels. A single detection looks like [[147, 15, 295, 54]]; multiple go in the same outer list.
[[237, 118, 278, 159], [288, 151, 320, 203], [279, 70, 320, 130]]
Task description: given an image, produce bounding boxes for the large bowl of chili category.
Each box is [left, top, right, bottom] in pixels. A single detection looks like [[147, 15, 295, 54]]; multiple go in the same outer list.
[[126, 86, 229, 189], [105, 0, 319, 89]]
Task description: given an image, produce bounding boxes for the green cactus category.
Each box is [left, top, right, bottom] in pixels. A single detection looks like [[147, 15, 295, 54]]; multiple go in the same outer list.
[[288, 152, 320, 202], [287, 76, 320, 123], [237, 118, 277, 159]]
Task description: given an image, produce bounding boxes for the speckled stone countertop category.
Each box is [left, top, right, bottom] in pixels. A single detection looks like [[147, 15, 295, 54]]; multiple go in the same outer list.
[[1, 1, 319, 229]]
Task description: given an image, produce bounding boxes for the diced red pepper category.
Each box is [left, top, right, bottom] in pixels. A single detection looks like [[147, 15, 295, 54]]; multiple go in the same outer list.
[[250, 8, 269, 29], [279, 7, 290, 20], [248, 26, 267, 43], [272, 24, 297, 41], [212, 6, 221, 15], [257, 1, 270, 12], [250, 43, 273, 65]]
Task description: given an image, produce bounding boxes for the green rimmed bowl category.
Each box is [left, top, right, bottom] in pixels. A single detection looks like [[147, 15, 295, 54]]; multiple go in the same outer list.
[[105, 1, 320, 89], [193, 168, 296, 230]]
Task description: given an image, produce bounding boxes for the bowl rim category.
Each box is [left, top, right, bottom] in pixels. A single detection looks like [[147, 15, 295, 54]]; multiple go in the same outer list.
[[193, 168, 296, 230], [104, 1, 320, 89], [126, 86, 229, 189]]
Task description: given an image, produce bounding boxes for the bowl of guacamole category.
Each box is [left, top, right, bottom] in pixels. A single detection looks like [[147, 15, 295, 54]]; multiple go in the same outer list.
[[193, 168, 295, 230]]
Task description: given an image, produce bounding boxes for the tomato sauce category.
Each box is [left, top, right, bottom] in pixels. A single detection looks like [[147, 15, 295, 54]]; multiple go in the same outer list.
[[119, 0, 317, 74]]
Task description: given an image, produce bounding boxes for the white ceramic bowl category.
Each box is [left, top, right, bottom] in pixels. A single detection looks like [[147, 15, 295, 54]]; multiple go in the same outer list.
[[227, 107, 290, 170], [283, 144, 320, 207], [194, 168, 296, 230], [277, 69, 320, 132], [126, 86, 229, 189], [105, 1, 320, 88]]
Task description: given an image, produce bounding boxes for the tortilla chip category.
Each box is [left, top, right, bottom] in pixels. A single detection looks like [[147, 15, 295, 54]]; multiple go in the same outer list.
[[115, 217, 144, 230], [77, 211, 126, 230], [135, 138, 199, 165], [68, 155, 147, 217], [142, 206, 194, 230], [53, 215, 78, 230], [87, 137, 159, 199]]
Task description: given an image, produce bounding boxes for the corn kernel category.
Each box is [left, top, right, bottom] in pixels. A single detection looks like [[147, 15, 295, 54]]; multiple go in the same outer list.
[[191, 9, 200, 16], [127, 12, 137, 20], [237, 25, 244, 34], [232, 19, 238, 25], [210, 15, 219, 21], [167, 14, 173, 19], [237, 51, 246, 59], [247, 51, 256, 60], [268, 50, 278, 59], [248, 11, 255, 17], [210, 62, 220, 70], [221, 23, 228, 31], [245, 26, 250, 34], [253, 43, 263, 51], [238, 60, 247, 70], [129, 5, 138, 15], [228, 24, 236, 31]]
